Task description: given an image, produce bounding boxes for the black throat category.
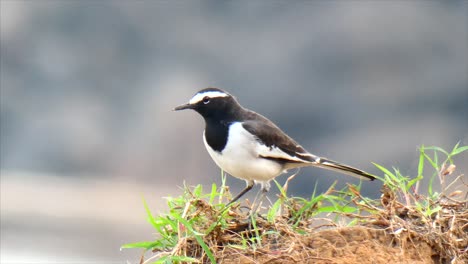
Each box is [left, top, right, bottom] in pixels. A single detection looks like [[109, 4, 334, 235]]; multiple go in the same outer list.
[[196, 94, 246, 152], [204, 118, 231, 152], [203, 104, 246, 152]]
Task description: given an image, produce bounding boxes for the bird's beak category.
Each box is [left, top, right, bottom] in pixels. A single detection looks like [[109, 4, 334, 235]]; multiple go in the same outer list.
[[173, 103, 194, 111]]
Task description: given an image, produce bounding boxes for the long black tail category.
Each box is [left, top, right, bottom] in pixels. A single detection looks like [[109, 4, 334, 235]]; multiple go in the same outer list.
[[314, 157, 375, 181]]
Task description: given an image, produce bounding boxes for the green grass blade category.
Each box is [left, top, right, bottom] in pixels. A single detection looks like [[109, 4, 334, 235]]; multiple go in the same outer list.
[[433, 151, 439, 170], [209, 183, 217, 204], [171, 214, 216, 264], [425, 146, 449, 156], [267, 199, 282, 223], [418, 146, 425, 178], [143, 198, 160, 231], [219, 170, 227, 203], [451, 145, 468, 156], [407, 175, 423, 190], [121, 241, 159, 250], [372, 162, 397, 181], [273, 179, 287, 197], [422, 152, 438, 171], [193, 184, 203, 198]]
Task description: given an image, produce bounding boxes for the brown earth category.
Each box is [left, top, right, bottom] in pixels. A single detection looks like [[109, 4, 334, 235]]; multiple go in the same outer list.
[[181, 189, 468, 264], [220, 226, 439, 264]]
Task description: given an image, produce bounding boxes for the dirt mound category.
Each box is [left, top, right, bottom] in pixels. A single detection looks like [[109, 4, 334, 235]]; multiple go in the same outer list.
[[220, 226, 436, 264], [179, 183, 468, 264], [127, 146, 468, 264], [211, 186, 468, 264]]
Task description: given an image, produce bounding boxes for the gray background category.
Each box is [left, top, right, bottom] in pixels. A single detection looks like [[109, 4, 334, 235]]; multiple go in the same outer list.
[[1, 0, 467, 262]]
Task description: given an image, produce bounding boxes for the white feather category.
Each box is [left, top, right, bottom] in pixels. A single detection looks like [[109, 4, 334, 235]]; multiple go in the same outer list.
[[189, 91, 228, 104], [256, 144, 310, 163], [204, 122, 287, 182]]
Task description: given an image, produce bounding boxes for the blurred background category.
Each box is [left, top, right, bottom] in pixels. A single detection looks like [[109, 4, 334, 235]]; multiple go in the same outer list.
[[1, 0, 467, 262]]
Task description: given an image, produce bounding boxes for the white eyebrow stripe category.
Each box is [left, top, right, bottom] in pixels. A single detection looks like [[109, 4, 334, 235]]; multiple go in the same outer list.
[[189, 91, 229, 104]]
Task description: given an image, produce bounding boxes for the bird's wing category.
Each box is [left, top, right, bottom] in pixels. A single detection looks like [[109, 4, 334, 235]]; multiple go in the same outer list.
[[241, 119, 318, 164], [241, 115, 375, 181]]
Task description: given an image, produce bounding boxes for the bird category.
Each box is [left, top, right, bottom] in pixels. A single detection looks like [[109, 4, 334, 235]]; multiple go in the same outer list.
[[174, 87, 375, 211]]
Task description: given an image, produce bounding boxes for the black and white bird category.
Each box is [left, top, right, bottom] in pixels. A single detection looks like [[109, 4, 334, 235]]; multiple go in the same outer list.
[[174, 88, 375, 209]]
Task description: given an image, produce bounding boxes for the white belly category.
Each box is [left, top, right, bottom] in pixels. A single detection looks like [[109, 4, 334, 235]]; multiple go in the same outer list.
[[203, 122, 284, 182]]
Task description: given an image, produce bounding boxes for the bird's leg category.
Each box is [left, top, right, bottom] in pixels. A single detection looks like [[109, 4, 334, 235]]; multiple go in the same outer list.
[[250, 187, 268, 216], [212, 181, 255, 232], [251, 187, 263, 206], [244, 184, 270, 231], [249, 181, 270, 216], [224, 180, 255, 209]]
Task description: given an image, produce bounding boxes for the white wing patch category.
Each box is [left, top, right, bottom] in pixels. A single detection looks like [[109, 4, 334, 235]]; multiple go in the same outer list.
[[298, 151, 315, 157], [257, 144, 311, 163], [189, 91, 229, 104]]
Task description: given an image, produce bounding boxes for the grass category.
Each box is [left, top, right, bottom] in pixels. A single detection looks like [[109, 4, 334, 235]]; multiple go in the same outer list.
[[122, 144, 467, 263]]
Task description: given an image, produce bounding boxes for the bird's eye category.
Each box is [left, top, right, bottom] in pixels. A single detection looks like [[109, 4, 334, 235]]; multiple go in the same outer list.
[[202, 96, 210, 104]]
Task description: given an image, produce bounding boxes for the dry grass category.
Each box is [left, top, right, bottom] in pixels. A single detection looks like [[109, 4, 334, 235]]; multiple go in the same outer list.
[[125, 145, 467, 264], [153, 181, 466, 264]]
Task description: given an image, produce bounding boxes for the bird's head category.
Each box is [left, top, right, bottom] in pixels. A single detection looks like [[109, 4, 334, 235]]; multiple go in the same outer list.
[[174, 88, 241, 120]]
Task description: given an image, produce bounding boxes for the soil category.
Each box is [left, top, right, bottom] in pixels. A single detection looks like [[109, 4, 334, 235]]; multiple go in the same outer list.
[[147, 177, 468, 264], [220, 226, 441, 264], [196, 188, 468, 264]]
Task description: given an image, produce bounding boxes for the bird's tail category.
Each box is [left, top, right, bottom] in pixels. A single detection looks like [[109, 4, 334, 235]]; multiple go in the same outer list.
[[314, 157, 375, 181]]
